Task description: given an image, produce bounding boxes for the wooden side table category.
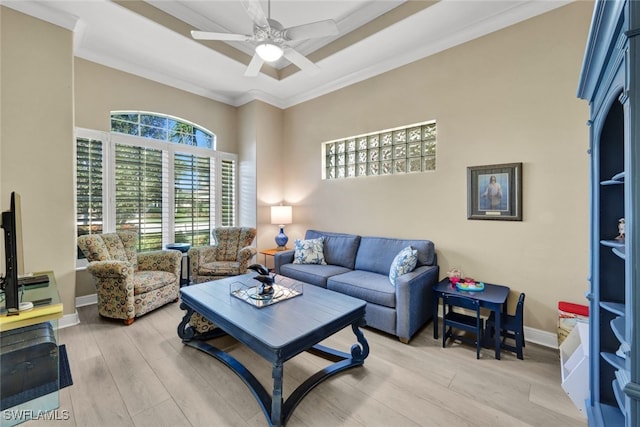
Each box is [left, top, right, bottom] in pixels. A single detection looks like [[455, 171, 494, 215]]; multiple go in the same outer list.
[[259, 248, 288, 271]]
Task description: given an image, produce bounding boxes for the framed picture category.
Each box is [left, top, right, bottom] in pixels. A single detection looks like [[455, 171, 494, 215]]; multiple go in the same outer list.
[[467, 162, 522, 221]]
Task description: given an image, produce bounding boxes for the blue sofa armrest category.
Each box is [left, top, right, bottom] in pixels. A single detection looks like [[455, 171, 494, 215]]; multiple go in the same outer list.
[[395, 264, 440, 342], [274, 249, 295, 274]]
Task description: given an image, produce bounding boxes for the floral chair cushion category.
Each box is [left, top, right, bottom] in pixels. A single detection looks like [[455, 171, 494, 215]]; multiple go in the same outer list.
[[133, 271, 176, 295], [200, 261, 242, 276], [78, 230, 138, 267]]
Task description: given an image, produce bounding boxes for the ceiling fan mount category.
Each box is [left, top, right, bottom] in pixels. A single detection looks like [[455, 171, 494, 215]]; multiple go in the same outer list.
[[191, 0, 339, 77]]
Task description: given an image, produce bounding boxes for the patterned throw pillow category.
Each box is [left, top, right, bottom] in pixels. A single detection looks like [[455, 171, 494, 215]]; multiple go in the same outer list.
[[293, 237, 327, 265], [389, 246, 418, 286]]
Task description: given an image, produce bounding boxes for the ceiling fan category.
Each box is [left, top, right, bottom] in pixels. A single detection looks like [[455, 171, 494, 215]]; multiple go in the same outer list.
[[191, 0, 339, 77]]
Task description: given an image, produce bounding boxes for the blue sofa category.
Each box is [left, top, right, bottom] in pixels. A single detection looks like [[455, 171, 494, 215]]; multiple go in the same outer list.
[[274, 230, 439, 343]]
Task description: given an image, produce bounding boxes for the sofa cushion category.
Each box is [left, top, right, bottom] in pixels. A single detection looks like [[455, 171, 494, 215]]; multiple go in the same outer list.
[[355, 237, 435, 275], [389, 246, 418, 286], [305, 230, 361, 270], [293, 237, 327, 265], [327, 270, 396, 308], [278, 264, 351, 288]]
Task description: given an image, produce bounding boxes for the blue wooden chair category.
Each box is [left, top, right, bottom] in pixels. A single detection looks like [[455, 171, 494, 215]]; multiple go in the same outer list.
[[486, 292, 526, 360], [442, 294, 484, 359]]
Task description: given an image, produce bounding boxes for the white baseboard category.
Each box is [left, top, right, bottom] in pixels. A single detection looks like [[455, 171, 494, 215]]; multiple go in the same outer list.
[[59, 311, 80, 329], [75, 293, 97, 307], [65, 294, 561, 349], [56, 293, 97, 330], [524, 326, 559, 349]]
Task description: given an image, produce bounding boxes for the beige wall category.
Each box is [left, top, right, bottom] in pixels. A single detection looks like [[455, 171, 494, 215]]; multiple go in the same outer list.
[[1, 7, 76, 315], [74, 58, 238, 153], [279, 2, 593, 332], [2, 2, 594, 335], [255, 102, 286, 251], [73, 59, 246, 297], [239, 100, 286, 260]]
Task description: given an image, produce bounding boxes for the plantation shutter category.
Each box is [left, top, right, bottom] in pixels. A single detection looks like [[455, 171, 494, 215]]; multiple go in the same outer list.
[[76, 137, 104, 258], [220, 158, 236, 226], [114, 144, 165, 251], [174, 153, 211, 246]]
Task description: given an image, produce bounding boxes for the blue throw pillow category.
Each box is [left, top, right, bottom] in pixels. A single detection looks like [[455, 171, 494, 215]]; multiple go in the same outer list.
[[389, 246, 418, 286], [293, 237, 327, 265]]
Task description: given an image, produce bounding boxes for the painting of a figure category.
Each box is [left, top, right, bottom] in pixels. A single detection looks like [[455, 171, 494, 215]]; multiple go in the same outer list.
[[467, 163, 522, 221], [478, 173, 509, 211]]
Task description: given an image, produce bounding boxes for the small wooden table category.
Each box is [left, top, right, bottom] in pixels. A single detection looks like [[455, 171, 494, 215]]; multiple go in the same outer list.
[[433, 278, 510, 359], [259, 248, 288, 270], [178, 273, 369, 427]]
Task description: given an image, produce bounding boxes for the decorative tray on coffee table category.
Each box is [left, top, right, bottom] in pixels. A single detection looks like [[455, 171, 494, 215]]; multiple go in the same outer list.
[[230, 281, 303, 308]]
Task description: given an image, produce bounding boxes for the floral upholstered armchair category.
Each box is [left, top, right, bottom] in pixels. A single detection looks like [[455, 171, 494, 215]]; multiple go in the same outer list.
[[188, 227, 257, 284], [78, 231, 182, 325]]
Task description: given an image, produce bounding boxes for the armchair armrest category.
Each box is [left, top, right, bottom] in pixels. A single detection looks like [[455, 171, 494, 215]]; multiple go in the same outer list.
[[238, 246, 258, 272], [87, 260, 132, 279], [395, 264, 440, 342], [138, 250, 182, 277], [188, 245, 219, 279], [274, 249, 295, 274]]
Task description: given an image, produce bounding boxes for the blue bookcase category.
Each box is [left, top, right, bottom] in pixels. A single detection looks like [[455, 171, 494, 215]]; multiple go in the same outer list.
[[577, 1, 640, 426]]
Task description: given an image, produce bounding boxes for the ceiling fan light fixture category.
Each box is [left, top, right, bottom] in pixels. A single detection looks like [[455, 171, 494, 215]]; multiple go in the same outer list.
[[255, 43, 283, 62]]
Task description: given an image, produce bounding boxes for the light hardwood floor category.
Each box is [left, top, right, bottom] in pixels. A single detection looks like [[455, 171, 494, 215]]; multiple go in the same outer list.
[[27, 302, 587, 427]]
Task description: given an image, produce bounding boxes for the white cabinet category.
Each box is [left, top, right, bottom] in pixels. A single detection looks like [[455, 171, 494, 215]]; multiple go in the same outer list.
[[560, 322, 589, 416]]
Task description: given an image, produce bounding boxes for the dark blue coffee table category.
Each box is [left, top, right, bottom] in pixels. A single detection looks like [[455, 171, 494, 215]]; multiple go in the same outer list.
[[178, 273, 369, 427]]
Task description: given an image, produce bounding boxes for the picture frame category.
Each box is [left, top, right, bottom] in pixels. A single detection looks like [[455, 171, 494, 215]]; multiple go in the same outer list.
[[467, 162, 522, 221]]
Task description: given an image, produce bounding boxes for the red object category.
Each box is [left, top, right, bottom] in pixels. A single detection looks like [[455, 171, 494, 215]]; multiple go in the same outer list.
[[449, 277, 460, 284], [558, 301, 589, 317]]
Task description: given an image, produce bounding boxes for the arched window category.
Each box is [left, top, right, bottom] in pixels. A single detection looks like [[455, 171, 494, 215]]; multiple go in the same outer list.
[[76, 112, 235, 257], [110, 112, 216, 149]]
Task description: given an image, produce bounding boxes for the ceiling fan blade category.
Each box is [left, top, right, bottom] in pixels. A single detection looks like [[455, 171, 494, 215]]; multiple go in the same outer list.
[[284, 20, 339, 41], [283, 47, 320, 75], [244, 52, 265, 77], [191, 31, 249, 41], [241, 0, 269, 28]]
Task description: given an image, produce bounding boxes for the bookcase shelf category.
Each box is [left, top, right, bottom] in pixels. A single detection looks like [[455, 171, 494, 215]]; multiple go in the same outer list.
[[577, 1, 639, 425]]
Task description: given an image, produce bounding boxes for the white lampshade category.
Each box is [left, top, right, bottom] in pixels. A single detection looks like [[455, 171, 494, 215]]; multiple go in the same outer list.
[[256, 43, 284, 62], [271, 205, 292, 225]]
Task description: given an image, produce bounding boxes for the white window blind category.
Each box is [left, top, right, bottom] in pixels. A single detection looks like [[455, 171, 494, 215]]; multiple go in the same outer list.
[[220, 158, 236, 227], [75, 114, 236, 257], [76, 135, 104, 258], [174, 152, 212, 247], [114, 143, 165, 251]]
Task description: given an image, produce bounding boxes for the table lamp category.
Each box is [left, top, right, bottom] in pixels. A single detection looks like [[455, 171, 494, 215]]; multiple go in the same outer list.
[[271, 205, 292, 250]]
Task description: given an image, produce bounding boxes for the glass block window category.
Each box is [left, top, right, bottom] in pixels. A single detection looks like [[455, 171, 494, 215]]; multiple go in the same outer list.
[[323, 121, 436, 180]]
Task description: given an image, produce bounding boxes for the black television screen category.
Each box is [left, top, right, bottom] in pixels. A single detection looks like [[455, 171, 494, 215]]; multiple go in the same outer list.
[[2, 191, 24, 314]]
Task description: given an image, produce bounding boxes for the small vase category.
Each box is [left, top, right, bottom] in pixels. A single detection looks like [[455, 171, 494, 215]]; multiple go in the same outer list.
[[275, 226, 288, 249]]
